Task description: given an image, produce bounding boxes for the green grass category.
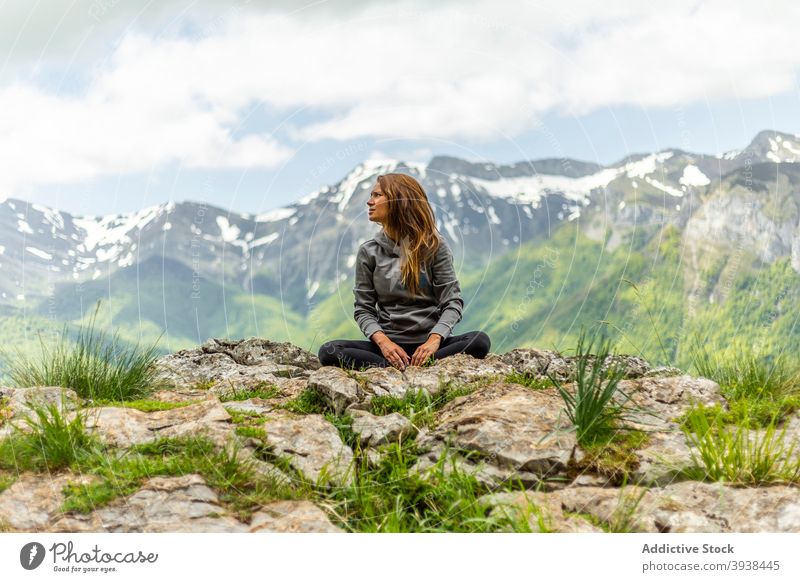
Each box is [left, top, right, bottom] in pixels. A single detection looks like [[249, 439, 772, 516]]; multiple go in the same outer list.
[[0, 472, 15, 494], [227, 409, 268, 426], [323, 412, 358, 449], [0, 396, 11, 423], [0, 401, 101, 472], [577, 427, 650, 483], [686, 335, 800, 427], [318, 439, 534, 532], [88, 399, 194, 412], [234, 426, 268, 440], [369, 384, 476, 428], [3, 301, 164, 401], [680, 403, 800, 484], [547, 328, 637, 446], [505, 371, 557, 390], [690, 335, 800, 402], [219, 382, 282, 402], [279, 388, 327, 415], [61, 435, 299, 521]]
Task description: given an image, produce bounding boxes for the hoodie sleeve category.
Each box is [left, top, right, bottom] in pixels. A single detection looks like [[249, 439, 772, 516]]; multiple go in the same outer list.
[[427, 240, 464, 340], [353, 244, 384, 340]]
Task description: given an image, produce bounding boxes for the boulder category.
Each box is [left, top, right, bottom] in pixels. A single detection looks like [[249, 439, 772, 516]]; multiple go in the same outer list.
[[262, 414, 353, 485], [153, 337, 319, 391], [0, 472, 97, 531], [479, 481, 800, 533], [414, 383, 579, 487], [249, 500, 343, 533], [78, 399, 233, 447], [350, 410, 414, 447], [306, 367, 364, 415], [50, 475, 246, 533]]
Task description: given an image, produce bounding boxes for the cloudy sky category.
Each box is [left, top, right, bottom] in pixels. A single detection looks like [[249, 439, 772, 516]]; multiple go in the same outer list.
[[2, 0, 799, 216]]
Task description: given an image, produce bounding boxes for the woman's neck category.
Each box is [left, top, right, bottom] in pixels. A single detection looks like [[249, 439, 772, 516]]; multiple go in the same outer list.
[[383, 226, 398, 243]]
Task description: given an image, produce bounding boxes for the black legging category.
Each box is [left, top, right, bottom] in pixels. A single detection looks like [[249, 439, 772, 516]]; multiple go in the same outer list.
[[317, 330, 491, 370]]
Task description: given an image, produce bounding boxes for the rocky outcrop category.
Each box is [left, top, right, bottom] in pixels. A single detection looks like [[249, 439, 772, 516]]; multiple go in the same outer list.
[[153, 337, 321, 392], [2, 338, 798, 533], [479, 481, 800, 533], [0, 474, 342, 533], [414, 383, 579, 488]]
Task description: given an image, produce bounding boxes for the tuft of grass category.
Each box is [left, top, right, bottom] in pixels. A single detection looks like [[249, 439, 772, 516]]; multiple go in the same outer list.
[[323, 412, 358, 449], [547, 328, 637, 446], [680, 403, 800, 484], [689, 335, 800, 401], [279, 388, 327, 415], [234, 426, 267, 440], [219, 382, 282, 403], [505, 371, 556, 390], [0, 400, 101, 472], [4, 301, 163, 401], [677, 397, 800, 431], [687, 335, 800, 427], [0, 396, 11, 423], [370, 384, 475, 429], [319, 439, 533, 532], [227, 409, 268, 426], [0, 472, 15, 494], [577, 427, 650, 483]]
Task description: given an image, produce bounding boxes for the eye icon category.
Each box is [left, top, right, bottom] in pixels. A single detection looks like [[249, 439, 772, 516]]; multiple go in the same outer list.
[[20, 542, 46, 570]]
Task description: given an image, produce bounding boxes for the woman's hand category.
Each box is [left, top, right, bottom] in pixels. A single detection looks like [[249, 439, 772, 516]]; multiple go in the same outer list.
[[411, 334, 441, 366], [375, 336, 411, 371]]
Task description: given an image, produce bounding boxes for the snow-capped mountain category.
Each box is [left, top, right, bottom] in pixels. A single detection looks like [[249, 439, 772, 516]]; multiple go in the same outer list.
[[1, 129, 799, 317]]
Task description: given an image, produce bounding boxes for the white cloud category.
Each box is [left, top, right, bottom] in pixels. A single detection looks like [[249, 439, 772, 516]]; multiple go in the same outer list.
[[1, 0, 800, 195]]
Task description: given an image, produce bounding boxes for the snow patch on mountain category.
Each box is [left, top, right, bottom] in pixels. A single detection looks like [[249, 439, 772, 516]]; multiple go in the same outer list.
[[74, 203, 167, 253], [469, 167, 618, 206], [215, 216, 241, 243], [255, 207, 296, 222], [645, 177, 684, 197], [623, 152, 674, 178], [767, 136, 800, 163], [251, 232, 279, 247], [26, 247, 52, 260], [679, 165, 711, 187], [17, 219, 33, 234]]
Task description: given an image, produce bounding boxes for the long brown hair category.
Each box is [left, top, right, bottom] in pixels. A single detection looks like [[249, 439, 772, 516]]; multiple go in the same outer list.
[[377, 173, 441, 297]]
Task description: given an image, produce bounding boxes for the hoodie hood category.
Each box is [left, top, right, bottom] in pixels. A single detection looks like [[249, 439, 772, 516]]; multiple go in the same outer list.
[[374, 228, 401, 257]]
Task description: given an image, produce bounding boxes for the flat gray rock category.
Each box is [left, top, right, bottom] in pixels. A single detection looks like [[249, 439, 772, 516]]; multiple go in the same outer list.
[[0, 473, 97, 531], [249, 500, 343, 533], [262, 413, 354, 486], [415, 383, 578, 487], [351, 410, 414, 447], [51, 474, 246, 533], [78, 399, 233, 447]]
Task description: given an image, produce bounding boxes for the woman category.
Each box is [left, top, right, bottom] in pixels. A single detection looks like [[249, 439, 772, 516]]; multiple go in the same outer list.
[[318, 173, 491, 371]]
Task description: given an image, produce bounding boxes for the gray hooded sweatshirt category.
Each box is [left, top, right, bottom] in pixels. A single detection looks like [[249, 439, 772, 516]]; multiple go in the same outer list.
[[353, 228, 464, 344]]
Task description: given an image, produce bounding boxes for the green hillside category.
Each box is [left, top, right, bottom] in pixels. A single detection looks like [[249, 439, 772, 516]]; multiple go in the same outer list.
[[2, 220, 798, 378]]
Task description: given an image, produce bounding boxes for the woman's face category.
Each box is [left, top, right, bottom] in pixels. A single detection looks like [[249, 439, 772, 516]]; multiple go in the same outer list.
[[367, 183, 389, 224]]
